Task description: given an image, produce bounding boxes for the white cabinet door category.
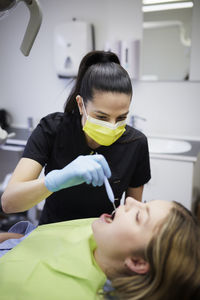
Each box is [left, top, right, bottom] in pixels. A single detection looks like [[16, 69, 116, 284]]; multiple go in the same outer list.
[[143, 158, 194, 210]]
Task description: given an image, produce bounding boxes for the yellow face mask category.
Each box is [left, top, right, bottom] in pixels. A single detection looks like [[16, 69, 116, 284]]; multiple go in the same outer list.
[[82, 101, 126, 146]]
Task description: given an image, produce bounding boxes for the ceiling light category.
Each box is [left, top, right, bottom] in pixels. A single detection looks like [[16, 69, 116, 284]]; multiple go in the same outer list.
[[143, 0, 190, 4], [143, 2, 193, 12]]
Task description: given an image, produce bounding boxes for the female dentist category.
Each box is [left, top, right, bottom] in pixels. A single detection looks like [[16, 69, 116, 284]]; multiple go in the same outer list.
[[1, 51, 151, 225]]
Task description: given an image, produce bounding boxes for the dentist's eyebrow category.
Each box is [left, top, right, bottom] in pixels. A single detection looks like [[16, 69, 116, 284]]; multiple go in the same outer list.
[[94, 110, 129, 117], [94, 110, 109, 115]]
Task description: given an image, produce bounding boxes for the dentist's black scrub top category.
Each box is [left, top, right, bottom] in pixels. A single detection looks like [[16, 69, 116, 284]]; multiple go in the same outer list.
[[23, 112, 151, 225]]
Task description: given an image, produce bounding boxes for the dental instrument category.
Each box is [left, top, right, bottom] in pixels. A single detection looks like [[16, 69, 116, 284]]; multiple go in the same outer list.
[[104, 176, 116, 211]]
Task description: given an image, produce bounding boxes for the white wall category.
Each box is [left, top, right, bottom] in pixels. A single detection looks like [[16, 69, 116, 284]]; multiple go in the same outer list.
[[0, 0, 200, 141], [0, 0, 142, 127], [130, 81, 200, 140]]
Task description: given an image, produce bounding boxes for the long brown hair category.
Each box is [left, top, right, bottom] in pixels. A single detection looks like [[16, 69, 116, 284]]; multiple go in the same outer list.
[[109, 201, 200, 300]]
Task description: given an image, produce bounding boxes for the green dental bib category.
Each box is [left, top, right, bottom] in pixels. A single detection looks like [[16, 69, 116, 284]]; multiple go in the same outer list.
[[0, 218, 106, 300]]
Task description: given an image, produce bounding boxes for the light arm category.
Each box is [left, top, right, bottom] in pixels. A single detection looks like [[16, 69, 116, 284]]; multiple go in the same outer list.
[[19, 0, 42, 56]]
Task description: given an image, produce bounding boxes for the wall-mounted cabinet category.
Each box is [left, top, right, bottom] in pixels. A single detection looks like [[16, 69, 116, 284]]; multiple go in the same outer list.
[[143, 143, 200, 211]]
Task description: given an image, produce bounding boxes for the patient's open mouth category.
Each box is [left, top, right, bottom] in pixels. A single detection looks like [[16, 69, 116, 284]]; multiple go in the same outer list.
[[100, 209, 116, 224], [100, 212, 115, 223], [105, 214, 112, 223]]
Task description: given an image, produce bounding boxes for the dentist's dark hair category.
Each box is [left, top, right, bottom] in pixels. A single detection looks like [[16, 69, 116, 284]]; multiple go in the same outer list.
[[64, 50, 132, 113]]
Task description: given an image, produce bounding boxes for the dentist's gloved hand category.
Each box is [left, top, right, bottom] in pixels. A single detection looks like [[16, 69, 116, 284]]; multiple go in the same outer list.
[[44, 154, 111, 192]]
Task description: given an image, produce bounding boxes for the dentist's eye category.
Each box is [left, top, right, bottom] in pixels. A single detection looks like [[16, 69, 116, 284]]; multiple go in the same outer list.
[[96, 115, 107, 121], [116, 117, 126, 122]]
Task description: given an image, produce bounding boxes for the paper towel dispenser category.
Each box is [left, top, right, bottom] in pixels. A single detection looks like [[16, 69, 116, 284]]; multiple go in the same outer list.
[[54, 20, 94, 77]]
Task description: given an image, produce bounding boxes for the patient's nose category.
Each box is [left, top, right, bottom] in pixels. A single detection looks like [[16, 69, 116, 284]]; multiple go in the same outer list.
[[125, 197, 145, 209]]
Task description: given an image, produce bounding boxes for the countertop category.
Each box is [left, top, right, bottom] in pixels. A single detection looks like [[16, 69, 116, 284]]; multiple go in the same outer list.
[[0, 127, 30, 151], [2, 127, 200, 162], [6, 127, 31, 146], [148, 138, 200, 162]]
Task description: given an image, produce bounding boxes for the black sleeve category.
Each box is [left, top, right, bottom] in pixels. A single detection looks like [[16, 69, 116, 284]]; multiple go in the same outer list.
[[129, 136, 151, 188], [22, 113, 62, 166]]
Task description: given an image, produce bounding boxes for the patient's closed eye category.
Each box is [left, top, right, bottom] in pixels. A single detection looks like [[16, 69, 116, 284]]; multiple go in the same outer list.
[[136, 211, 140, 223]]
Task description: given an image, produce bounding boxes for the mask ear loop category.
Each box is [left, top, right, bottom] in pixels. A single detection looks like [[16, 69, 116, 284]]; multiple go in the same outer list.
[[81, 99, 88, 118]]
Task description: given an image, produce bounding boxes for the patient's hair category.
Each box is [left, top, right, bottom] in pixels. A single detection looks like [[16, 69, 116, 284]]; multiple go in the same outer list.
[[109, 201, 200, 300]]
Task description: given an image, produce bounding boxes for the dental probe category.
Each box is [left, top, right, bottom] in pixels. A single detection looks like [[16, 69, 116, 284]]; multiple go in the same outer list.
[[104, 176, 117, 211]]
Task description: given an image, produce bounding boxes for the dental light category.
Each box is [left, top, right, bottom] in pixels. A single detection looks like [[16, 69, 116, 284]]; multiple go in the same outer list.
[[0, 0, 42, 56]]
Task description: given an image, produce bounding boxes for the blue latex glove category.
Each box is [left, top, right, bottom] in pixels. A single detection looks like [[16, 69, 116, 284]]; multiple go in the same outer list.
[[44, 154, 111, 192]]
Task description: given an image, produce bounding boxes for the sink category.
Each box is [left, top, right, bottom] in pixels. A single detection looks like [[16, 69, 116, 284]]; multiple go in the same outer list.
[[148, 137, 192, 154]]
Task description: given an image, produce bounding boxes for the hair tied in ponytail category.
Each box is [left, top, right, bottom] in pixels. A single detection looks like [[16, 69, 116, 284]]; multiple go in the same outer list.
[[64, 50, 131, 114], [84, 51, 120, 68]]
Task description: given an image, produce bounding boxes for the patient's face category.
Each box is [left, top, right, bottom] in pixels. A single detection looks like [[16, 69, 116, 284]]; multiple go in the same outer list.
[[92, 197, 172, 260]]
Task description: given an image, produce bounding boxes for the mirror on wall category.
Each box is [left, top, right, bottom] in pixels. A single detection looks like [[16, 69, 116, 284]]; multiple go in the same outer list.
[[140, 4, 193, 81]]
